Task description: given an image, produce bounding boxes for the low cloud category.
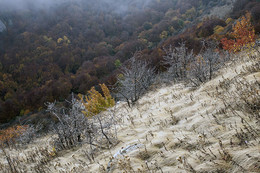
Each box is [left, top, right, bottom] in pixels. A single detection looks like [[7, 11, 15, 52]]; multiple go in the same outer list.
[[0, 0, 153, 13], [0, 0, 69, 11]]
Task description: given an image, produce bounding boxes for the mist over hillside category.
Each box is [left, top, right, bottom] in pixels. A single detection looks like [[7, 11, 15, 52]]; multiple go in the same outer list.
[[0, 0, 154, 13], [0, 0, 259, 172], [0, 0, 259, 124], [0, 0, 68, 11]]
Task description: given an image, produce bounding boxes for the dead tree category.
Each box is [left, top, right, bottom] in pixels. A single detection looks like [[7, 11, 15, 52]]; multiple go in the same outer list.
[[46, 94, 118, 150], [46, 96, 88, 150], [164, 41, 230, 86], [115, 52, 155, 107], [187, 41, 229, 86], [163, 42, 194, 79]]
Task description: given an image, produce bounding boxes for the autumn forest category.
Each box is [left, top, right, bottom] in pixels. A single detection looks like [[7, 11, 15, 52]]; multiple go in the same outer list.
[[0, 0, 259, 123]]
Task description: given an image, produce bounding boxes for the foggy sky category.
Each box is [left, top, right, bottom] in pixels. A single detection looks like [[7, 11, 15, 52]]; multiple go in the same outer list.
[[0, 0, 154, 12], [0, 0, 70, 11]]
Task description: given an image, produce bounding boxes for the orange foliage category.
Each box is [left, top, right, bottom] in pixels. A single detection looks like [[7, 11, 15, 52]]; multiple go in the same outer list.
[[0, 125, 28, 146], [79, 84, 115, 116], [221, 12, 256, 52]]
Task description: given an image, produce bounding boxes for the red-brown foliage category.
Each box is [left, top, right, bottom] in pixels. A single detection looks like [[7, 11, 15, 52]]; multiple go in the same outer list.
[[221, 12, 256, 52]]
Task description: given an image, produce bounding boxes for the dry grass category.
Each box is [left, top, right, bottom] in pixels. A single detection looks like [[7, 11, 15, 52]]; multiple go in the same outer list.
[[0, 50, 259, 172]]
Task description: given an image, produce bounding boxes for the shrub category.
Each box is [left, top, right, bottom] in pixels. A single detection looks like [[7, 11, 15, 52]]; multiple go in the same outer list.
[[46, 92, 117, 150], [214, 25, 225, 34], [163, 42, 194, 79], [0, 125, 28, 147], [46, 98, 89, 150], [197, 18, 226, 38], [164, 41, 230, 86], [187, 41, 230, 85], [79, 83, 115, 116], [225, 18, 233, 24], [115, 52, 155, 107]]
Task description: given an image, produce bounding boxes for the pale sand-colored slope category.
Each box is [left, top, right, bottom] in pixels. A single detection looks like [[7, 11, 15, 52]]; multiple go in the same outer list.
[[46, 53, 259, 172], [1, 53, 259, 172]]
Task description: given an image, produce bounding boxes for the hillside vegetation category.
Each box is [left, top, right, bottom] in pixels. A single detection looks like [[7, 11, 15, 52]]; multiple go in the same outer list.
[[0, 0, 259, 172], [0, 48, 259, 172], [0, 0, 259, 123]]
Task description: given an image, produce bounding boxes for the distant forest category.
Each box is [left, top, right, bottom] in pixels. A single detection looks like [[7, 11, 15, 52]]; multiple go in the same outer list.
[[0, 0, 259, 123]]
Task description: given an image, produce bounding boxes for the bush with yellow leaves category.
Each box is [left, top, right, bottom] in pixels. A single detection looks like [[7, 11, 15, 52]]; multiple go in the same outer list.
[[79, 84, 115, 116]]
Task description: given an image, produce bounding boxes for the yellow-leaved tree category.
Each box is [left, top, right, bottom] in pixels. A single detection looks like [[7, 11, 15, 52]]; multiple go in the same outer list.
[[78, 84, 115, 116]]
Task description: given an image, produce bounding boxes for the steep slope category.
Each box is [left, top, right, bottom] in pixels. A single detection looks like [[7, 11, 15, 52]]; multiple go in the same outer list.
[[0, 0, 239, 122], [80, 51, 260, 172], [0, 51, 259, 172]]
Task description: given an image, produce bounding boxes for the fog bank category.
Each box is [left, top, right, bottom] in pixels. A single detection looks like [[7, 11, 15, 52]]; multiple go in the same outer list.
[[0, 0, 153, 12]]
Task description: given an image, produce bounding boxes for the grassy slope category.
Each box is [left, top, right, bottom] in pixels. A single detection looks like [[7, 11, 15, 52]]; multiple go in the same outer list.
[[0, 51, 259, 172]]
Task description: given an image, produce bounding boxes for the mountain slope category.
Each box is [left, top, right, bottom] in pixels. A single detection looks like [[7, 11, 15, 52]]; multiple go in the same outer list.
[[81, 51, 260, 172], [0, 0, 242, 123], [1, 50, 259, 172]]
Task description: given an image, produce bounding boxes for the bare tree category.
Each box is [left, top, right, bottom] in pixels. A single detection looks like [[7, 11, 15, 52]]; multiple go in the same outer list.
[[46, 94, 118, 151], [164, 41, 230, 86], [163, 42, 194, 79], [187, 41, 230, 86], [115, 51, 155, 107], [46, 97, 87, 150]]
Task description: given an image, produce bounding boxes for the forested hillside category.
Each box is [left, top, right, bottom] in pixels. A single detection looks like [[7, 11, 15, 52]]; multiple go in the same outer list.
[[0, 0, 259, 172], [0, 0, 259, 123]]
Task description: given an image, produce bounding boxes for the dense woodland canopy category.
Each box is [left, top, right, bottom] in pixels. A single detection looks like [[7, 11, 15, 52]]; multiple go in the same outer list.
[[0, 0, 259, 123]]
